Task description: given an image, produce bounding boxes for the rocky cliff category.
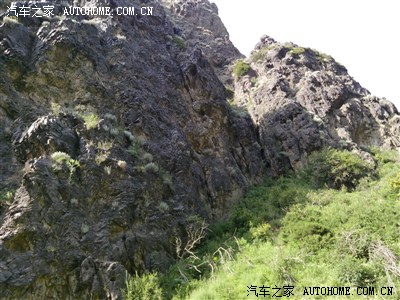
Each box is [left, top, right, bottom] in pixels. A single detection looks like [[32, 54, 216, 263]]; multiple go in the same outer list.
[[0, 1, 399, 299], [234, 35, 400, 173]]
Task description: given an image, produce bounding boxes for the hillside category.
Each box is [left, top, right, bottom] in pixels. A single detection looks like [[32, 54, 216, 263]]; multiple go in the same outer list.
[[150, 148, 400, 299], [0, 0, 399, 299]]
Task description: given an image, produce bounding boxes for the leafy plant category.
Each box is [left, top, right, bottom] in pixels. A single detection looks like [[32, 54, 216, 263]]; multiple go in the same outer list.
[[233, 59, 250, 78], [290, 47, 305, 55], [124, 272, 163, 300], [173, 36, 186, 50], [0, 189, 15, 203], [51, 151, 80, 178], [228, 101, 249, 118], [158, 201, 169, 213], [143, 162, 159, 173], [83, 113, 100, 129], [305, 148, 375, 190], [313, 49, 332, 62]]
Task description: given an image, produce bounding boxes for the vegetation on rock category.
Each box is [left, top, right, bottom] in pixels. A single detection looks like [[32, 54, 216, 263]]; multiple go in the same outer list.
[[123, 149, 400, 299], [173, 36, 186, 50], [233, 59, 250, 78]]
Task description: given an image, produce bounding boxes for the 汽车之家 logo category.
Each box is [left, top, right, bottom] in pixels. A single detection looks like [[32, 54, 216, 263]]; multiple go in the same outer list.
[[6, 4, 154, 18]]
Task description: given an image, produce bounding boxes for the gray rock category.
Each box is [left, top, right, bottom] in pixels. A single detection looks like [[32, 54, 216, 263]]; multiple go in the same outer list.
[[0, 0, 263, 298], [1, 1, 400, 298], [235, 36, 400, 173]]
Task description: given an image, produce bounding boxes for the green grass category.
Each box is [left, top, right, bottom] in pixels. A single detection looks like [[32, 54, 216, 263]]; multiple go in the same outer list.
[[124, 149, 400, 299]]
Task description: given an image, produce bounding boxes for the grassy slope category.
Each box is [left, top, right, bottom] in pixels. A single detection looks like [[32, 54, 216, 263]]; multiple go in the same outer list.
[[125, 149, 400, 299]]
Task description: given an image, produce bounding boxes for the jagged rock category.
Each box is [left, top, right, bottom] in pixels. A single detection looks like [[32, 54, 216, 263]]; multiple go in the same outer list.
[[12, 115, 80, 163], [161, 0, 244, 84], [234, 35, 400, 172], [1, 1, 400, 298], [0, 0, 263, 298]]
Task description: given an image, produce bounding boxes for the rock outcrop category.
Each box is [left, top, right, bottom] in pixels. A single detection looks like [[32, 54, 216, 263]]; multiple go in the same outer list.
[[0, 1, 399, 299], [0, 1, 263, 298], [162, 0, 243, 85], [234, 35, 400, 173]]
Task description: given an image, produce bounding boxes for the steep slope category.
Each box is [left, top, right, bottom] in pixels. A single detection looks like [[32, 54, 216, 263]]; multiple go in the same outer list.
[[234, 35, 400, 173], [161, 0, 244, 84], [0, 1, 263, 298]]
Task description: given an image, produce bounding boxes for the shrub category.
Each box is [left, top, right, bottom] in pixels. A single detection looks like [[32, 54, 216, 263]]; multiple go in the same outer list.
[[249, 222, 271, 241], [127, 141, 142, 157], [173, 36, 185, 50], [158, 201, 169, 212], [250, 49, 267, 62], [141, 152, 153, 163], [124, 272, 163, 300], [290, 47, 305, 55], [51, 151, 71, 164], [233, 60, 250, 78], [305, 148, 375, 190], [0, 189, 15, 203], [228, 101, 249, 118], [104, 113, 117, 123], [280, 204, 334, 252], [51, 151, 80, 177], [161, 170, 174, 190], [313, 49, 332, 62], [389, 173, 400, 198], [82, 113, 100, 129], [156, 149, 400, 299], [369, 147, 399, 164], [143, 162, 159, 173], [124, 130, 135, 143]]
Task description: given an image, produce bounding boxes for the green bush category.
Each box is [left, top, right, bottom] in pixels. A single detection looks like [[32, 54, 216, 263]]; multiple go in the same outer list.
[[51, 151, 71, 164], [389, 173, 400, 198], [143, 162, 159, 173], [280, 204, 334, 252], [290, 47, 305, 55], [313, 49, 332, 62], [0, 189, 15, 203], [51, 151, 80, 178], [233, 60, 250, 78], [249, 222, 271, 241], [305, 148, 375, 190], [173, 36, 185, 50], [124, 272, 163, 300], [82, 113, 100, 129]]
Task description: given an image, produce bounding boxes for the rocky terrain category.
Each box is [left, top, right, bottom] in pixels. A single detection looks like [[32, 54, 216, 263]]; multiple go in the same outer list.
[[233, 35, 400, 173], [0, 0, 399, 299]]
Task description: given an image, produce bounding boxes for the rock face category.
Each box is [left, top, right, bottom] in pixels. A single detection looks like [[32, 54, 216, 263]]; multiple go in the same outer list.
[[162, 0, 244, 84], [234, 35, 400, 173], [0, 1, 399, 299], [0, 1, 263, 298]]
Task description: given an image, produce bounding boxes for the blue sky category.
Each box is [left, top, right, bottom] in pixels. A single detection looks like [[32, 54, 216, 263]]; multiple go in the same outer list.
[[211, 0, 400, 109]]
